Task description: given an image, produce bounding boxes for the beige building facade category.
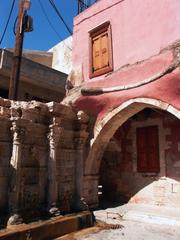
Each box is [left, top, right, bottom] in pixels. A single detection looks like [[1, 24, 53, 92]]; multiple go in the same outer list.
[[0, 49, 67, 102]]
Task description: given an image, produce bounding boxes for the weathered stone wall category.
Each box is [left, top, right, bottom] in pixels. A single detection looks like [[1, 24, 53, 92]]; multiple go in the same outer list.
[[0, 103, 12, 215], [99, 109, 180, 208], [0, 98, 89, 226]]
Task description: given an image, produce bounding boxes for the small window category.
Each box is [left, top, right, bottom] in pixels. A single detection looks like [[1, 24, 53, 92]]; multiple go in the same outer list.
[[89, 22, 113, 78], [136, 126, 160, 173]]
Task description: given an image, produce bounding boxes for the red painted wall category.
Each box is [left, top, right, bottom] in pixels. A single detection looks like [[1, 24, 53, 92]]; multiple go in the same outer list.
[[75, 53, 180, 119]]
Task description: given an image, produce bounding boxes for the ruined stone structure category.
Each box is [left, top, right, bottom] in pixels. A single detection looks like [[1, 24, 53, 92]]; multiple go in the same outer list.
[[0, 98, 89, 226], [0, 0, 180, 228]]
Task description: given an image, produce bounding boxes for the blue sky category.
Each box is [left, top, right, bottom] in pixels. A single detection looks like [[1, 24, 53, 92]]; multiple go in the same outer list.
[[0, 0, 78, 51]]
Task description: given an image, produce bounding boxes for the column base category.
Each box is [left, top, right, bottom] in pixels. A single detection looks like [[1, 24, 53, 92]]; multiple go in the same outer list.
[[7, 214, 23, 225], [49, 205, 61, 217], [75, 197, 89, 211]]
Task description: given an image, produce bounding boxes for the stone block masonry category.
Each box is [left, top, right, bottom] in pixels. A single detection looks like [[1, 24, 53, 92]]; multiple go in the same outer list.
[[0, 98, 89, 227]]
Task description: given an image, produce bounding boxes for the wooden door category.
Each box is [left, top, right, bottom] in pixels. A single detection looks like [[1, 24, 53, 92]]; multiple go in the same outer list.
[[136, 126, 160, 172]]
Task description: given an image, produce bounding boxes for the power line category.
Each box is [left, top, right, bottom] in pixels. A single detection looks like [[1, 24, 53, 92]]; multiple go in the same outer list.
[[0, 0, 16, 45], [38, 0, 65, 43], [38, 0, 72, 51], [48, 0, 72, 35]]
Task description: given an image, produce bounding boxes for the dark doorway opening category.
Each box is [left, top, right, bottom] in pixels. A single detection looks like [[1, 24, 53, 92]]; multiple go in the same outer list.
[[0, 88, 8, 99]]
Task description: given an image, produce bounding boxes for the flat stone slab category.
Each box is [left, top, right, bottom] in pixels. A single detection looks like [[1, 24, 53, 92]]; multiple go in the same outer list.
[[124, 211, 180, 226], [94, 203, 180, 226], [0, 211, 93, 240]]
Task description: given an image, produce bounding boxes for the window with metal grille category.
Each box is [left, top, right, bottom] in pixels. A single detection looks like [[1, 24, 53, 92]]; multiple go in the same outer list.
[[89, 22, 113, 78], [78, 0, 97, 14], [136, 125, 160, 173]]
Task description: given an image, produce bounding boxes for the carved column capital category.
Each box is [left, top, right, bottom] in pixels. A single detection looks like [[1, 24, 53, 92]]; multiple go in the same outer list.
[[11, 122, 26, 144], [77, 111, 89, 123]]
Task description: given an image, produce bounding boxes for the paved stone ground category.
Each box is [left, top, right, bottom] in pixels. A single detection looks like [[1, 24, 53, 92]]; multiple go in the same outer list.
[[57, 219, 180, 240], [79, 221, 180, 240], [57, 204, 180, 240]]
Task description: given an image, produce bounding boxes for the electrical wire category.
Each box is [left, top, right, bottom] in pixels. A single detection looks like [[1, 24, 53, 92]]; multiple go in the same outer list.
[[38, 0, 65, 43], [0, 0, 16, 45], [38, 0, 72, 51], [48, 0, 73, 35]]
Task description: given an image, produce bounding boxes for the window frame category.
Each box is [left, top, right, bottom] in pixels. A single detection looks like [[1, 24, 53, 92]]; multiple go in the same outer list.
[[89, 21, 113, 78]]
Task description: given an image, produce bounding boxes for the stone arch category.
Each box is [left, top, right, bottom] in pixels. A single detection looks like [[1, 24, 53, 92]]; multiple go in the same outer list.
[[84, 98, 180, 176]]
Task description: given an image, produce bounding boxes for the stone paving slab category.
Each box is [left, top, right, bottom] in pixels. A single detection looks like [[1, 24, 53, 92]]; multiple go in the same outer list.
[[77, 221, 180, 240], [94, 203, 180, 226], [57, 204, 180, 240]]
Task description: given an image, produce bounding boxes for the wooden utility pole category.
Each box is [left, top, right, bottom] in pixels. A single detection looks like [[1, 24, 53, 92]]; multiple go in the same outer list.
[[9, 0, 31, 100]]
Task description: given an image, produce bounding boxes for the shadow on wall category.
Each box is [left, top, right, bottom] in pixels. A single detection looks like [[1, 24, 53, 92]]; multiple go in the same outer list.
[[98, 108, 180, 209]]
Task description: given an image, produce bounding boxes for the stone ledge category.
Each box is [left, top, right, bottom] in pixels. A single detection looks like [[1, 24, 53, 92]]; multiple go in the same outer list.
[[0, 211, 93, 240]]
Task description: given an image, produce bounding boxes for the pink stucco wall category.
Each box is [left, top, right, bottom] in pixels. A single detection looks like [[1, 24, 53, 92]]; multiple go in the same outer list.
[[73, 0, 180, 82], [72, 0, 180, 119]]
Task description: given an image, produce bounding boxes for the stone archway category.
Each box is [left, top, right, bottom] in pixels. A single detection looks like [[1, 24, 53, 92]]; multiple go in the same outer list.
[[83, 98, 180, 207]]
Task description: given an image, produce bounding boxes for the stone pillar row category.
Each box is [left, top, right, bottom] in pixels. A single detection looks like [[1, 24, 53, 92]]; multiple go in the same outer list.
[[0, 100, 90, 225]]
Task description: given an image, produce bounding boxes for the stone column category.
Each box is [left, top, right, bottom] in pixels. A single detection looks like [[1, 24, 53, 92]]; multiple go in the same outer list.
[[83, 175, 99, 208], [47, 120, 60, 216], [8, 121, 25, 225], [74, 111, 89, 210]]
